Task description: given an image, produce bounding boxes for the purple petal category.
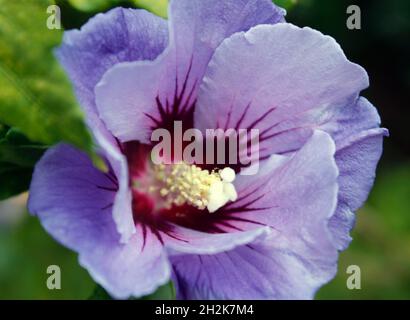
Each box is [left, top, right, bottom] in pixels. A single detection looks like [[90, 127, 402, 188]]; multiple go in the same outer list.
[[336, 128, 386, 211], [95, 0, 285, 143], [228, 130, 338, 234], [171, 239, 337, 300], [165, 224, 271, 255], [28, 145, 170, 299], [195, 23, 369, 159], [322, 97, 383, 145], [166, 0, 285, 109], [56, 8, 170, 241], [171, 131, 339, 299], [318, 97, 387, 249], [330, 126, 387, 249], [56, 7, 168, 131], [194, 23, 386, 249], [93, 130, 135, 243]]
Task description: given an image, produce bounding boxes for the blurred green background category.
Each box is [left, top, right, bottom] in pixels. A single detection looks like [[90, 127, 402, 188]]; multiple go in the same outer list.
[[0, 0, 409, 299]]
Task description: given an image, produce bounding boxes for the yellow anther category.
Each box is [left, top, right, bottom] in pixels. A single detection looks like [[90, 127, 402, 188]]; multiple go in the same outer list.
[[152, 162, 237, 212]]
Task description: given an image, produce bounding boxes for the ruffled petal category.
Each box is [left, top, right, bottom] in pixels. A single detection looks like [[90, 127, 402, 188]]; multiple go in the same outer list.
[[56, 7, 168, 131], [194, 23, 386, 249], [171, 131, 339, 299], [56, 8, 170, 242], [318, 97, 386, 249], [195, 23, 369, 159], [224, 130, 338, 234], [95, 0, 285, 143], [28, 145, 170, 299], [171, 239, 337, 300], [330, 126, 387, 249]]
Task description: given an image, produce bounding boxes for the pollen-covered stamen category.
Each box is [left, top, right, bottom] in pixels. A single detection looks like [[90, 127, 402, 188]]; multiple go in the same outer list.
[[153, 163, 237, 212]]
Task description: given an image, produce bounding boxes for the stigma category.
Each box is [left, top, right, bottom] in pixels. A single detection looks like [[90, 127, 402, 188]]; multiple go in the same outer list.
[[152, 163, 237, 213]]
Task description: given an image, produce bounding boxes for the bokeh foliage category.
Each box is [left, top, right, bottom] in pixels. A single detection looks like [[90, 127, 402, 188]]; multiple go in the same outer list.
[[0, 0, 103, 183]]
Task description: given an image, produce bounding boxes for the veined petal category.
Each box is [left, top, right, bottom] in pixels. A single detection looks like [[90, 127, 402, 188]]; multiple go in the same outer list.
[[171, 131, 340, 299], [56, 8, 170, 241], [226, 130, 338, 238], [330, 126, 387, 249], [28, 145, 170, 299], [164, 224, 271, 255], [171, 239, 337, 300], [95, 0, 285, 143], [335, 127, 386, 212], [56, 7, 168, 132], [93, 130, 135, 243], [195, 23, 369, 159], [194, 23, 386, 250]]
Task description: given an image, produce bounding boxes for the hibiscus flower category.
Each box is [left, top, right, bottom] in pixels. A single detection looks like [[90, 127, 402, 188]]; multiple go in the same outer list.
[[28, 0, 387, 299]]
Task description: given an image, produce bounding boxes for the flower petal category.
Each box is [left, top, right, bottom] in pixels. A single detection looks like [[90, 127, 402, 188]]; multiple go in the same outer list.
[[194, 23, 386, 250], [195, 23, 369, 159], [171, 130, 339, 299], [165, 224, 271, 255], [56, 8, 170, 242], [329, 97, 387, 211], [171, 239, 337, 300], [95, 0, 285, 143], [315, 97, 386, 249], [28, 145, 170, 299], [93, 130, 135, 243], [330, 126, 387, 249], [226, 130, 338, 234], [56, 7, 168, 131]]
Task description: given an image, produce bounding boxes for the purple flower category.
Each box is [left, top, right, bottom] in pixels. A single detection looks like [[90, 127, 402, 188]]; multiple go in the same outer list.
[[28, 0, 387, 299]]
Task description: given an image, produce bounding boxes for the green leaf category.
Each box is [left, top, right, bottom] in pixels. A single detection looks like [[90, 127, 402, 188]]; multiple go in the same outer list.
[[89, 281, 175, 300], [132, 0, 168, 18], [0, 128, 47, 199], [0, 128, 47, 168], [68, 0, 121, 12], [274, 0, 299, 11], [0, 0, 103, 170]]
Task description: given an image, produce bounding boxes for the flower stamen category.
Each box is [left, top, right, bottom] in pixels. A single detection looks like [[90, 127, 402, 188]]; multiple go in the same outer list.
[[153, 163, 237, 212]]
